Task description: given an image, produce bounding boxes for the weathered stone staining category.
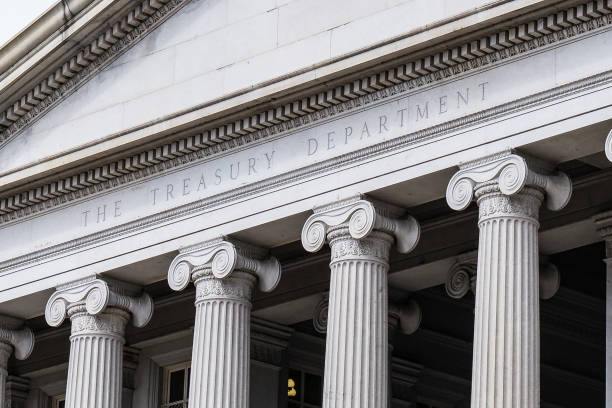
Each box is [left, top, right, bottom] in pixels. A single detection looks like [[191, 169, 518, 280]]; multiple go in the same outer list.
[[446, 151, 571, 408], [45, 277, 153, 408], [0, 316, 34, 408], [301, 196, 420, 408], [167, 238, 281, 408]]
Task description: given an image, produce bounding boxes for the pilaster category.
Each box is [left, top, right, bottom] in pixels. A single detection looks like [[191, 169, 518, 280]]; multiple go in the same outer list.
[[301, 196, 420, 408], [167, 237, 281, 408], [45, 276, 153, 408], [446, 150, 571, 408]]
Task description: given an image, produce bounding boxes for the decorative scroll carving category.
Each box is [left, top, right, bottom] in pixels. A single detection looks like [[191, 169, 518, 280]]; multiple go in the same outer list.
[[313, 295, 421, 335], [45, 276, 153, 328], [446, 255, 561, 300], [539, 261, 561, 300], [301, 197, 420, 254], [446, 151, 572, 212], [389, 301, 422, 335], [167, 237, 281, 293], [0, 317, 34, 361], [445, 254, 477, 299], [606, 129, 612, 163], [312, 293, 329, 334]]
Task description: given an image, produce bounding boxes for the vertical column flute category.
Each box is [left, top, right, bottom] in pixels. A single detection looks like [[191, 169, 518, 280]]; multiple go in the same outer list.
[[167, 238, 282, 408], [45, 277, 153, 408], [446, 151, 572, 408], [301, 196, 420, 408]]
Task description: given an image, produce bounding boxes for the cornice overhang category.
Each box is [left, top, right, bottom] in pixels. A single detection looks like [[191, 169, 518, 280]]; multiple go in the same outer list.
[[0, 0, 583, 191], [0, 0, 191, 135], [0, 0, 610, 225]]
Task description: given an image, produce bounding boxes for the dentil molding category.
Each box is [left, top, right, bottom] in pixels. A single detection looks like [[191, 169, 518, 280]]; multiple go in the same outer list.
[[1, 0, 611, 223]]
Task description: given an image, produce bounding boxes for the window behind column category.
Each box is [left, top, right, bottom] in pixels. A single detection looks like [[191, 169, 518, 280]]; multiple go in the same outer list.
[[161, 362, 190, 408], [51, 395, 65, 408], [288, 368, 323, 408]]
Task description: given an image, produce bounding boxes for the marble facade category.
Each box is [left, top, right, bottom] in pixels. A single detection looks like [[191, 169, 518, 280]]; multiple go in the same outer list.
[[0, 0, 611, 407]]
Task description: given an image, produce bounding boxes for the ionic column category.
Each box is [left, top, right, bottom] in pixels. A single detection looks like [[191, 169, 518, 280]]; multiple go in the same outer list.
[[301, 196, 420, 408], [594, 211, 612, 408], [446, 151, 572, 408], [0, 317, 34, 408], [45, 277, 153, 408], [167, 238, 281, 408]]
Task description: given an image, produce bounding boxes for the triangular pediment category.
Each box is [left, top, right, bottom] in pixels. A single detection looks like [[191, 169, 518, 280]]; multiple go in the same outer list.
[[0, 0, 274, 179]]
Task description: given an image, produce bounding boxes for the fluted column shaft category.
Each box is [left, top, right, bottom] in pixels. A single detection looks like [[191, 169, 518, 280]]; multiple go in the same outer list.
[[189, 270, 255, 408], [64, 308, 127, 408], [323, 227, 392, 408], [45, 277, 153, 408], [472, 187, 543, 408]]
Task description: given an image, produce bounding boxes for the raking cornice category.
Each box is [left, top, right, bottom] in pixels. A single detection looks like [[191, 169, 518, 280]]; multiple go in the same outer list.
[[0, 0, 192, 141], [0, 0, 610, 226]]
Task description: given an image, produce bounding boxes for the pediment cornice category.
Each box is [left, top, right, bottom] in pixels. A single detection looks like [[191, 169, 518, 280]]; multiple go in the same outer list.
[[0, 0, 191, 142], [0, 0, 610, 228]]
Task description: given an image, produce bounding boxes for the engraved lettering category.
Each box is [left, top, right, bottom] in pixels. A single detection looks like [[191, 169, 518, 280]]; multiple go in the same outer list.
[[230, 162, 240, 180], [97, 205, 106, 224], [308, 138, 318, 156], [344, 126, 353, 144], [457, 88, 469, 108], [183, 178, 191, 196], [82, 210, 90, 227], [397, 108, 408, 127], [215, 169, 222, 185], [265, 151, 275, 169], [197, 174, 206, 191], [416, 103, 429, 121], [327, 131, 336, 150], [360, 122, 370, 139], [479, 82, 488, 100], [151, 188, 160, 205], [379, 115, 388, 133], [166, 184, 174, 201], [439, 95, 448, 114], [248, 158, 257, 175], [114, 201, 121, 217]]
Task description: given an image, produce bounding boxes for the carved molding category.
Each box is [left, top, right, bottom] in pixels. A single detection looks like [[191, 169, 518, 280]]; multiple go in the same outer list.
[[0, 316, 34, 361], [167, 237, 281, 293], [0, 0, 191, 141], [313, 295, 422, 335], [1, 0, 610, 224], [446, 150, 572, 212], [44, 276, 153, 329], [606, 128, 612, 162], [301, 196, 420, 254], [445, 255, 560, 300]]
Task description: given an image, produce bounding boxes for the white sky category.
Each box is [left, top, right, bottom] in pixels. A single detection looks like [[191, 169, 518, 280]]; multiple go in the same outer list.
[[0, 0, 58, 47]]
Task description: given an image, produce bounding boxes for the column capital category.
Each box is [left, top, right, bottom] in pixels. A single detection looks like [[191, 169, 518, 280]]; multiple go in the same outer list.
[[605, 128, 612, 162], [0, 316, 34, 361], [167, 237, 281, 293], [44, 276, 153, 328], [445, 253, 560, 300], [301, 195, 420, 254], [312, 293, 421, 335], [446, 150, 572, 212]]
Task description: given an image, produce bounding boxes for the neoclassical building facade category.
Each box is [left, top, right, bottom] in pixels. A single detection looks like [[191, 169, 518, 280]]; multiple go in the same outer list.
[[0, 0, 610, 407]]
